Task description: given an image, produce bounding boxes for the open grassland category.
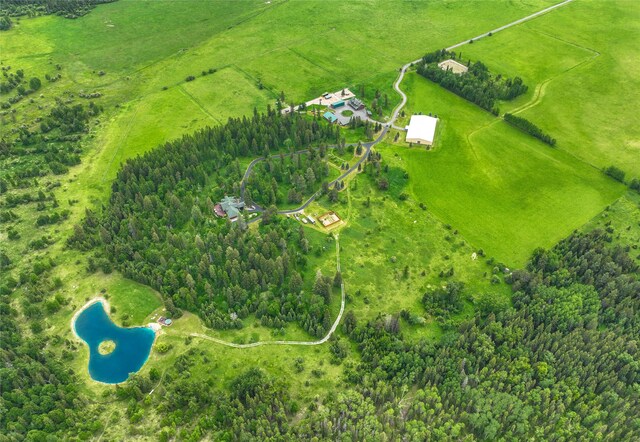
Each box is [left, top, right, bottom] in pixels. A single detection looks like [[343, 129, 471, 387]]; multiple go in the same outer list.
[[3, 0, 619, 405], [297, 142, 513, 341], [1, 0, 563, 328], [399, 72, 624, 267], [1, 0, 558, 199], [461, 0, 640, 177]]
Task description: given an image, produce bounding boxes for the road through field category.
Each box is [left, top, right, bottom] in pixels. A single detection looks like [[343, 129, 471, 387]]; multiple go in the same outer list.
[[190, 0, 574, 349], [388, 0, 574, 128]]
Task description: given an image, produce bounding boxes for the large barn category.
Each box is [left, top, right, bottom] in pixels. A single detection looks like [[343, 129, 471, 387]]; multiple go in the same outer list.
[[405, 115, 438, 146]]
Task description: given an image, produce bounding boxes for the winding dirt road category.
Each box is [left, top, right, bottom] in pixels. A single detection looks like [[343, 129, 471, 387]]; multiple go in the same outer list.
[[189, 0, 574, 348]]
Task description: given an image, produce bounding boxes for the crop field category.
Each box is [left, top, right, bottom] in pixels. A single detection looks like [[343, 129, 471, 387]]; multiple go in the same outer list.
[[398, 72, 624, 267], [460, 0, 640, 177]]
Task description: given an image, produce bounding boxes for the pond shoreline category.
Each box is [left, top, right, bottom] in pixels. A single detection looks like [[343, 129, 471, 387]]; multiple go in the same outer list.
[[71, 297, 159, 385], [70, 296, 111, 342]]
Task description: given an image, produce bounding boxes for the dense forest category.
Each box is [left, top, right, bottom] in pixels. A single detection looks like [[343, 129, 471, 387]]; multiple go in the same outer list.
[[0, 250, 102, 440], [0, 0, 115, 22], [69, 228, 639, 440], [244, 148, 330, 207], [70, 111, 344, 336], [416, 49, 528, 114], [504, 113, 556, 146]]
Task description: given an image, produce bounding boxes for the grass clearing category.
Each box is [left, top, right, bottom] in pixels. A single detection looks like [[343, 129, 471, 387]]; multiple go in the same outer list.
[[461, 0, 640, 177], [582, 192, 640, 265], [400, 72, 624, 267], [304, 144, 513, 340], [1, 0, 602, 403]]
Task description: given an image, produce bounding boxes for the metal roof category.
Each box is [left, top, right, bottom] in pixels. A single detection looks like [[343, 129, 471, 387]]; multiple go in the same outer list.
[[406, 115, 438, 144], [323, 111, 338, 123]]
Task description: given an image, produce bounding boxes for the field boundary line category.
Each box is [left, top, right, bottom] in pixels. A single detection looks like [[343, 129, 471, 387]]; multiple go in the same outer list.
[[388, 0, 575, 128], [176, 84, 222, 124]]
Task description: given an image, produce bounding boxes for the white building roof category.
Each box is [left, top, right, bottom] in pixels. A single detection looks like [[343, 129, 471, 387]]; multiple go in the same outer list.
[[405, 115, 438, 144]]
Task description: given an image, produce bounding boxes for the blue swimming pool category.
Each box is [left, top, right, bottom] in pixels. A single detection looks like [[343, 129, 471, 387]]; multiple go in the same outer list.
[[73, 301, 155, 384]]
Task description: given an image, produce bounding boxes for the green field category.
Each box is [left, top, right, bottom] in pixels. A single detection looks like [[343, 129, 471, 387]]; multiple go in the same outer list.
[[2, 0, 639, 438], [317, 148, 514, 339], [398, 72, 624, 266], [1, 0, 558, 194], [0, 0, 630, 360], [461, 0, 640, 177]]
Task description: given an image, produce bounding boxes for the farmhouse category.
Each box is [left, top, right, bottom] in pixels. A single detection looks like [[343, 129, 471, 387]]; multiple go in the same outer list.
[[323, 111, 338, 124], [437, 59, 468, 74], [405, 115, 438, 146], [216, 196, 245, 221]]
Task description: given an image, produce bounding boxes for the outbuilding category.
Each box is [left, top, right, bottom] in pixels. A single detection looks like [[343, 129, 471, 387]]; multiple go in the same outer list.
[[348, 98, 364, 110], [405, 115, 438, 146], [323, 111, 338, 124], [437, 59, 468, 74]]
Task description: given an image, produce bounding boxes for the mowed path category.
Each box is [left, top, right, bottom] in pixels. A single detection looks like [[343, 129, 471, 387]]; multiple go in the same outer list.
[[188, 0, 575, 348]]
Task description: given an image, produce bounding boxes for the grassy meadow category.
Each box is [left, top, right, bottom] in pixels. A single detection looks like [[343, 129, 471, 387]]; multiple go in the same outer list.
[[398, 72, 624, 267], [3, 0, 636, 417], [461, 0, 640, 177]]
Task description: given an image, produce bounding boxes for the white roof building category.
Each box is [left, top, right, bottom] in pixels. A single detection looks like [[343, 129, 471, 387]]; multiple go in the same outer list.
[[405, 115, 438, 146]]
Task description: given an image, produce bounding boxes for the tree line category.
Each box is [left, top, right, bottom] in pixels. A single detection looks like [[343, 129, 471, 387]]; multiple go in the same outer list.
[[69, 110, 342, 336], [0, 0, 116, 21], [92, 227, 640, 440], [504, 113, 556, 146], [416, 49, 528, 115]]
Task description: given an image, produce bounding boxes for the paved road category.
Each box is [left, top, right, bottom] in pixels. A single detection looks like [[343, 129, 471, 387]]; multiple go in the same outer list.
[[190, 234, 345, 348]]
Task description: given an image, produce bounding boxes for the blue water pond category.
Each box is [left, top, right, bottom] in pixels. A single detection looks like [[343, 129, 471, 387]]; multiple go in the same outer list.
[[74, 301, 155, 384]]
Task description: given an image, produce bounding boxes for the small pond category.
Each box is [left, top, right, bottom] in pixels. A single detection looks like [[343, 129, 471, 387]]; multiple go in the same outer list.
[[73, 300, 155, 384]]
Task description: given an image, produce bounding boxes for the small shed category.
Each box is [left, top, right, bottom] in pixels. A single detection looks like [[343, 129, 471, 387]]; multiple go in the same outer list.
[[437, 59, 469, 74]]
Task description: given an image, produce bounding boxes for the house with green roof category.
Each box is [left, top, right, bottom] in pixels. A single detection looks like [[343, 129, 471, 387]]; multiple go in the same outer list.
[[323, 111, 338, 124], [217, 196, 245, 221]]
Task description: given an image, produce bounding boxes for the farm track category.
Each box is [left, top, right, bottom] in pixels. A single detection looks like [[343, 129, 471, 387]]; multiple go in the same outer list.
[[189, 0, 575, 348]]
